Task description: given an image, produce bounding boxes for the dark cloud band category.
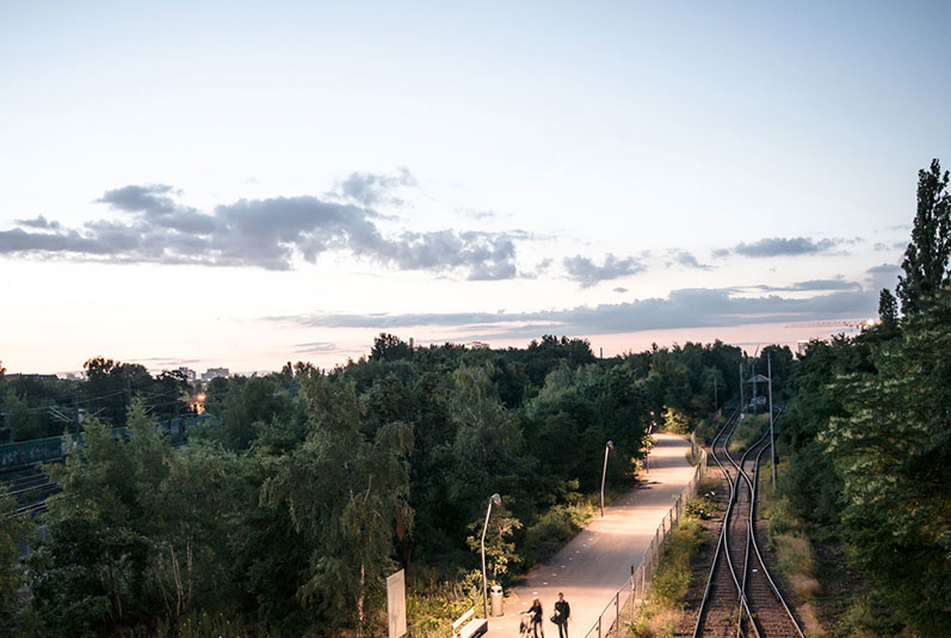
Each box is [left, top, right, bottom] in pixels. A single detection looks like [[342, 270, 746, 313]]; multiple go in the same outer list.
[[268, 286, 877, 337], [1, 181, 520, 278]]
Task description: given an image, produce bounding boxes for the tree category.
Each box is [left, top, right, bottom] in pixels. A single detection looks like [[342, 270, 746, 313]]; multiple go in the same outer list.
[[897, 158, 951, 315], [820, 289, 951, 635], [262, 373, 412, 634], [35, 399, 170, 633], [878, 288, 899, 326], [662, 406, 690, 434], [0, 485, 29, 633], [369, 333, 413, 363], [82, 357, 154, 427]]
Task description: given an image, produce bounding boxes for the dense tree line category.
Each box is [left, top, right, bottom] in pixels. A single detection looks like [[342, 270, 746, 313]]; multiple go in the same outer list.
[[0, 357, 192, 442], [777, 159, 951, 636], [0, 335, 742, 636]]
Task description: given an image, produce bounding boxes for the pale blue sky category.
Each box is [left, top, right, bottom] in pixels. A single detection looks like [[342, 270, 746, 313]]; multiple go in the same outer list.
[[2, 1, 949, 373]]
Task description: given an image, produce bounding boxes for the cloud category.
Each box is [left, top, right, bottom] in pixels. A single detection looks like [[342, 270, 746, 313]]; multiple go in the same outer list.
[[129, 356, 201, 368], [269, 287, 877, 338], [749, 278, 862, 293], [563, 253, 646, 287], [15, 215, 60, 230], [97, 184, 182, 216], [668, 250, 712, 270], [732, 236, 838, 258], [332, 167, 417, 206], [866, 263, 901, 292], [294, 341, 338, 354], [1, 182, 520, 278], [456, 207, 500, 221], [711, 248, 731, 259], [613, 287, 628, 293]]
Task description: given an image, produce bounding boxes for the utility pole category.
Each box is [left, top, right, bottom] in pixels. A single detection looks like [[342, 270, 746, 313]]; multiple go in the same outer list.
[[751, 359, 758, 415], [738, 363, 744, 419], [768, 354, 776, 489], [713, 375, 718, 412]]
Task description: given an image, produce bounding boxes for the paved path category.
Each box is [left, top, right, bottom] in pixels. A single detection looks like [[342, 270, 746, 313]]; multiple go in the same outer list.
[[484, 434, 695, 638]]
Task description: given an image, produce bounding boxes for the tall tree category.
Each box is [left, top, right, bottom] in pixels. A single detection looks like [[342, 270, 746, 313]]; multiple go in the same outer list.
[[369, 333, 413, 363], [262, 373, 412, 634], [878, 288, 899, 326], [897, 158, 951, 315], [821, 289, 951, 635]]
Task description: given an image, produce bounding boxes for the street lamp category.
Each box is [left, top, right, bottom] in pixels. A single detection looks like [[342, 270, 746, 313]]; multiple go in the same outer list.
[[481, 493, 502, 619], [600, 441, 614, 517]]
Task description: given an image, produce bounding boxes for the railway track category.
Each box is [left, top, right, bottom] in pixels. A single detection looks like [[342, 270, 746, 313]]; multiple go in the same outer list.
[[2, 466, 58, 517], [692, 413, 804, 638]]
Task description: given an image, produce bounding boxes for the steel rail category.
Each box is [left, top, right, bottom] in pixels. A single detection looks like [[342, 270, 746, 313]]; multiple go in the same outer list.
[[692, 410, 757, 638], [695, 403, 804, 638], [742, 422, 805, 638], [721, 427, 768, 638]]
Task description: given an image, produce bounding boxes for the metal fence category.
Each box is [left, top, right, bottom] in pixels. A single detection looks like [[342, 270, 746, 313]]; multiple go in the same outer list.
[[581, 441, 708, 638]]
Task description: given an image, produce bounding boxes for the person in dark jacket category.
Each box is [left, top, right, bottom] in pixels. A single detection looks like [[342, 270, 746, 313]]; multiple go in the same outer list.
[[527, 597, 544, 637], [553, 592, 570, 638]]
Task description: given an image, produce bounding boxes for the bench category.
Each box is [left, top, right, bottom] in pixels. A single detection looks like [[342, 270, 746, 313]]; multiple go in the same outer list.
[[451, 607, 488, 638]]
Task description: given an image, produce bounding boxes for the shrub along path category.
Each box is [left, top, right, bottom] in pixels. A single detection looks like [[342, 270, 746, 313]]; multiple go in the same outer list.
[[484, 434, 695, 638]]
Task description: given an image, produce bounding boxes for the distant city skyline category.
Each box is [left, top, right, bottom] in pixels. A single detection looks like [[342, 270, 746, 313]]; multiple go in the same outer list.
[[2, 2, 948, 374]]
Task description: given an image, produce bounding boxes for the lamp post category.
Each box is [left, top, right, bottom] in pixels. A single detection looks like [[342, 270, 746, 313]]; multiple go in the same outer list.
[[646, 414, 655, 473], [481, 493, 501, 619], [600, 441, 614, 517]]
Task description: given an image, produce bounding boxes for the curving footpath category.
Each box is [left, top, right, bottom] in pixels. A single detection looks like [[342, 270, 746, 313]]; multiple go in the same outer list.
[[484, 434, 696, 638]]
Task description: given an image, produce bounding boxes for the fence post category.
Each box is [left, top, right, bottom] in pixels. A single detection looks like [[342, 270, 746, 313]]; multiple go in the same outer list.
[[631, 568, 636, 623], [615, 591, 620, 631]]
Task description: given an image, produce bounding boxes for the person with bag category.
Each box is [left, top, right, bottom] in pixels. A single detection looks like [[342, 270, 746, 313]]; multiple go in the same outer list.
[[552, 592, 570, 638]]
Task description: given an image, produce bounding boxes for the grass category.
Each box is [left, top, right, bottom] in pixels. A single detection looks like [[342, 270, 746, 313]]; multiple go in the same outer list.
[[629, 501, 710, 638], [727, 414, 768, 454], [760, 460, 825, 637]]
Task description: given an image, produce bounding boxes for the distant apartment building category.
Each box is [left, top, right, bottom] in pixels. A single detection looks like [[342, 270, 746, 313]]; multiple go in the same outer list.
[[201, 367, 230, 382], [177, 367, 197, 382]]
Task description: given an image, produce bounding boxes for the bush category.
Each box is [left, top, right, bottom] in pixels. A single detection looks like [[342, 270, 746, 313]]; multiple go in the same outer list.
[[684, 478, 720, 520], [650, 517, 705, 605], [523, 500, 594, 564]]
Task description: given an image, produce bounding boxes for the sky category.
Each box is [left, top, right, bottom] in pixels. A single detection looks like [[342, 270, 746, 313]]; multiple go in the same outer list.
[[2, 1, 949, 375]]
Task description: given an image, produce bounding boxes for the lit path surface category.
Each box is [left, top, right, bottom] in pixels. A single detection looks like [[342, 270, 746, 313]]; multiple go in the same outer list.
[[483, 434, 694, 638]]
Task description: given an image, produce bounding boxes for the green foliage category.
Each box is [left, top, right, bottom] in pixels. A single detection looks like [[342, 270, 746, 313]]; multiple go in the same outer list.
[[631, 515, 707, 638], [683, 478, 719, 520], [261, 373, 412, 631], [466, 502, 522, 581], [0, 485, 29, 633], [820, 289, 951, 636], [897, 158, 951, 316], [879, 287, 899, 327], [14, 334, 743, 636], [661, 406, 690, 434], [650, 517, 705, 605], [370, 333, 414, 362], [727, 414, 766, 454], [522, 499, 594, 564]]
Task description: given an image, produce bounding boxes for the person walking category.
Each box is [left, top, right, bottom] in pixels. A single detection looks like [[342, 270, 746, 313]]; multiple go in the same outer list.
[[553, 592, 570, 638], [527, 597, 544, 638]]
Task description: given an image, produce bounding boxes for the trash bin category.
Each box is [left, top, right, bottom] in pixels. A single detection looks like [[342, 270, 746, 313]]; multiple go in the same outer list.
[[490, 585, 503, 616]]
